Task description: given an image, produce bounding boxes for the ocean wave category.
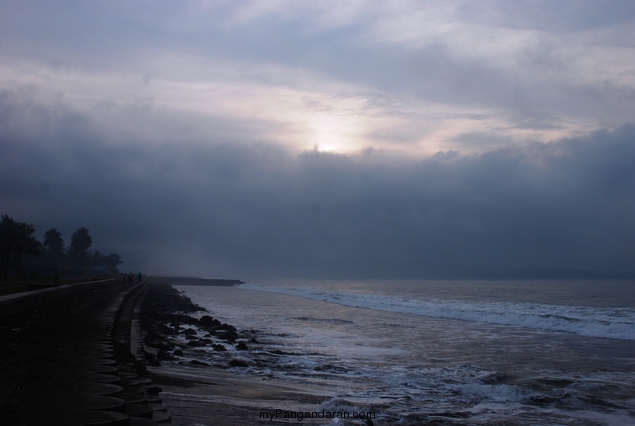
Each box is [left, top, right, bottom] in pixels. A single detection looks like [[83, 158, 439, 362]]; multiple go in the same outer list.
[[294, 316, 355, 325], [241, 284, 635, 340]]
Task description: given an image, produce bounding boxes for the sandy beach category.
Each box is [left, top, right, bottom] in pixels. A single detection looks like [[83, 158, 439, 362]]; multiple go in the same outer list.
[[146, 365, 334, 425]]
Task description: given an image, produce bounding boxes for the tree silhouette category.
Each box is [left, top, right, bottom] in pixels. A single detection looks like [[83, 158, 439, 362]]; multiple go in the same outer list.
[[70, 227, 92, 268], [0, 215, 43, 277], [91, 251, 123, 274], [106, 253, 123, 268], [13, 221, 43, 274], [2, 216, 124, 278], [44, 228, 64, 253], [43, 228, 65, 266], [0, 215, 18, 278]]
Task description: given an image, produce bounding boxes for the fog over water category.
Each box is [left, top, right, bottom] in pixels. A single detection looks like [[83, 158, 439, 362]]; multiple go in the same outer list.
[[1, 1, 635, 279]]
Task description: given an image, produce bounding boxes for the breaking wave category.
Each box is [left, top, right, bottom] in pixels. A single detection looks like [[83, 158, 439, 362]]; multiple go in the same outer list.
[[241, 284, 635, 340]]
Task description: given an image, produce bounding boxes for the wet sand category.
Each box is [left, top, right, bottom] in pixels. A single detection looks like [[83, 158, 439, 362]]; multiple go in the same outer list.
[[147, 365, 332, 425]]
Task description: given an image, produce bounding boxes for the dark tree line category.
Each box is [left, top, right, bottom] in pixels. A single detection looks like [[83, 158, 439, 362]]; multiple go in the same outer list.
[[0, 215, 123, 279]]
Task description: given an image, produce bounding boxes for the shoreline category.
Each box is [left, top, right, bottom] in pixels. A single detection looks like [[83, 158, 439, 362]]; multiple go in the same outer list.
[[140, 282, 339, 425], [146, 364, 332, 425], [145, 277, 245, 287]]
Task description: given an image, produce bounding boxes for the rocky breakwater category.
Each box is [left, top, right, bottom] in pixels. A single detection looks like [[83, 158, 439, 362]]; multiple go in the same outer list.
[[140, 283, 259, 370]]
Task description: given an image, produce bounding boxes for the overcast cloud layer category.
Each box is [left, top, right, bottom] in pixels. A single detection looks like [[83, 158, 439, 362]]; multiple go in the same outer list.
[[1, 1, 635, 278]]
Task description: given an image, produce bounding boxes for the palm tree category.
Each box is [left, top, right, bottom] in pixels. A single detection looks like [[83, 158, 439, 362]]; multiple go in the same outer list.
[[44, 228, 64, 253], [70, 227, 92, 270], [0, 215, 17, 278], [12, 221, 43, 275], [0, 215, 43, 277], [43, 228, 65, 266]]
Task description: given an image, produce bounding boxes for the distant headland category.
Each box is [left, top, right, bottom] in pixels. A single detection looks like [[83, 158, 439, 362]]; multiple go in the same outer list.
[[147, 276, 245, 286]]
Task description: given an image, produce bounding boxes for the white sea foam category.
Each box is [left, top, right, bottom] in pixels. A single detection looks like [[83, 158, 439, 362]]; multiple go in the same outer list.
[[241, 284, 635, 340], [177, 283, 635, 424]]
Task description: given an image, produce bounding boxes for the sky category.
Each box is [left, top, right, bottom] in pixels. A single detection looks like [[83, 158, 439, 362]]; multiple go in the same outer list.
[[1, 0, 634, 278]]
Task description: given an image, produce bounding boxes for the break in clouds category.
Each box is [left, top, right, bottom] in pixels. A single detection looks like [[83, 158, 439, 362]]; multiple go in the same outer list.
[[1, 91, 634, 279]]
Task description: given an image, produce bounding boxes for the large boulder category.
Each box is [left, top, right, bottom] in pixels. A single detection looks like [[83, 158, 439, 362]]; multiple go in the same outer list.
[[218, 330, 238, 342], [156, 350, 172, 361], [199, 315, 216, 326], [156, 341, 174, 351], [158, 323, 178, 335], [144, 330, 161, 343], [229, 359, 249, 368], [144, 351, 161, 366], [183, 316, 201, 326], [212, 344, 227, 352]]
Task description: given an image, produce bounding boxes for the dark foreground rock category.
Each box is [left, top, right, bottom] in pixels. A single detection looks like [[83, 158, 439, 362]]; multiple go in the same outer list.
[[229, 359, 250, 368]]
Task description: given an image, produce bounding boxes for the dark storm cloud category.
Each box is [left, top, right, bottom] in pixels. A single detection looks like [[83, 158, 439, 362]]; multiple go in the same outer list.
[[2, 1, 635, 277], [2, 92, 634, 278]]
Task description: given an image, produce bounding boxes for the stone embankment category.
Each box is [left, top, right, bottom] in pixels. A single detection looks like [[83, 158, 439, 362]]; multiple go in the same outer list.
[[138, 283, 256, 370], [0, 279, 171, 426]]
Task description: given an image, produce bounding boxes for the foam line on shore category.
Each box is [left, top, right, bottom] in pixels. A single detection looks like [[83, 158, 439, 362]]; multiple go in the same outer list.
[[241, 284, 635, 340]]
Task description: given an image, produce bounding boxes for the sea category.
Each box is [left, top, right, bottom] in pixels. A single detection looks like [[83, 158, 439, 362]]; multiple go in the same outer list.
[[174, 279, 635, 425]]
